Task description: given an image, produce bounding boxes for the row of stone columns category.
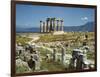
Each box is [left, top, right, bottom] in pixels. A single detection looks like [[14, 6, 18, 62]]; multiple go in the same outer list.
[[40, 18, 64, 33]]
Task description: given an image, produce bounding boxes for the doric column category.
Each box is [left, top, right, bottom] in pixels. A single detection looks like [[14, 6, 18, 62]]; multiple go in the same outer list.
[[56, 19, 59, 31], [45, 22, 46, 32], [47, 18, 50, 32], [61, 19, 63, 31], [52, 18, 54, 31], [40, 21, 43, 32], [40, 21, 42, 32], [44, 22, 47, 32], [43, 22, 45, 32], [53, 18, 56, 31], [54, 20, 56, 31], [58, 19, 60, 31], [48, 20, 50, 32], [46, 18, 49, 32], [55, 20, 57, 31], [50, 18, 52, 32]]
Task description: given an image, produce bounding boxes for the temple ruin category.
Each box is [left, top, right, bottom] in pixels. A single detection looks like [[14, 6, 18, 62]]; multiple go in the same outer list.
[[40, 18, 64, 33]]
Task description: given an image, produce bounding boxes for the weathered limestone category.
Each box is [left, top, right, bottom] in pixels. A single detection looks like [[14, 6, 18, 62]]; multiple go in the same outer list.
[[63, 54, 72, 67], [61, 19, 63, 31], [40, 18, 64, 33], [70, 47, 92, 70], [40, 21, 42, 32], [31, 51, 40, 71], [16, 45, 25, 56], [53, 18, 56, 31], [16, 59, 32, 73], [61, 47, 66, 64], [43, 22, 45, 32], [45, 54, 51, 62], [76, 54, 84, 69], [28, 56, 36, 70], [52, 48, 56, 61], [46, 18, 49, 32], [56, 19, 59, 31]]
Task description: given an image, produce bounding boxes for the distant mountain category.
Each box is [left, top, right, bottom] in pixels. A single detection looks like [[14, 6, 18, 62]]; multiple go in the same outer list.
[[64, 22, 94, 32], [16, 22, 94, 33]]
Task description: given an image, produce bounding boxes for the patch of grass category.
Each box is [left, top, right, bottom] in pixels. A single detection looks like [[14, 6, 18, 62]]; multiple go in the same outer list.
[[38, 47, 51, 56], [40, 60, 65, 71], [36, 32, 94, 43], [16, 65, 31, 73], [16, 35, 32, 45], [87, 51, 95, 60]]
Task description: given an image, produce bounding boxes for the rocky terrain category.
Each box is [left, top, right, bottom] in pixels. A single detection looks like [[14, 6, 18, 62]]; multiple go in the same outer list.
[[16, 32, 95, 73]]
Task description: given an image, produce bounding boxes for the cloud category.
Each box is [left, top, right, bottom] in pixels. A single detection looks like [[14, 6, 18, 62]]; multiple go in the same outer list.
[[81, 17, 88, 21]]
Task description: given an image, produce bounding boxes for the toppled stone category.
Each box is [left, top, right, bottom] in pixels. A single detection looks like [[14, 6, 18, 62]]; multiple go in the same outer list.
[[16, 59, 31, 73]]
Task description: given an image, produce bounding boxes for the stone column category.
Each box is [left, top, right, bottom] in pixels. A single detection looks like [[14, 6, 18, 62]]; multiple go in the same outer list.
[[52, 19, 54, 31], [61, 47, 66, 64], [40, 21, 42, 32], [45, 22, 47, 32], [46, 19, 48, 32], [53, 18, 56, 31], [44, 22, 47, 32], [56, 20, 57, 31], [50, 18, 52, 32], [61, 20, 63, 31], [58, 19, 61, 31], [48, 20, 50, 32], [54, 20, 56, 31], [57, 20, 59, 31], [41, 21, 43, 32], [43, 22, 45, 32]]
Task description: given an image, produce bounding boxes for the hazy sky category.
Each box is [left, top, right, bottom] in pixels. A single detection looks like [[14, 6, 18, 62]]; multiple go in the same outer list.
[[16, 4, 95, 28]]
